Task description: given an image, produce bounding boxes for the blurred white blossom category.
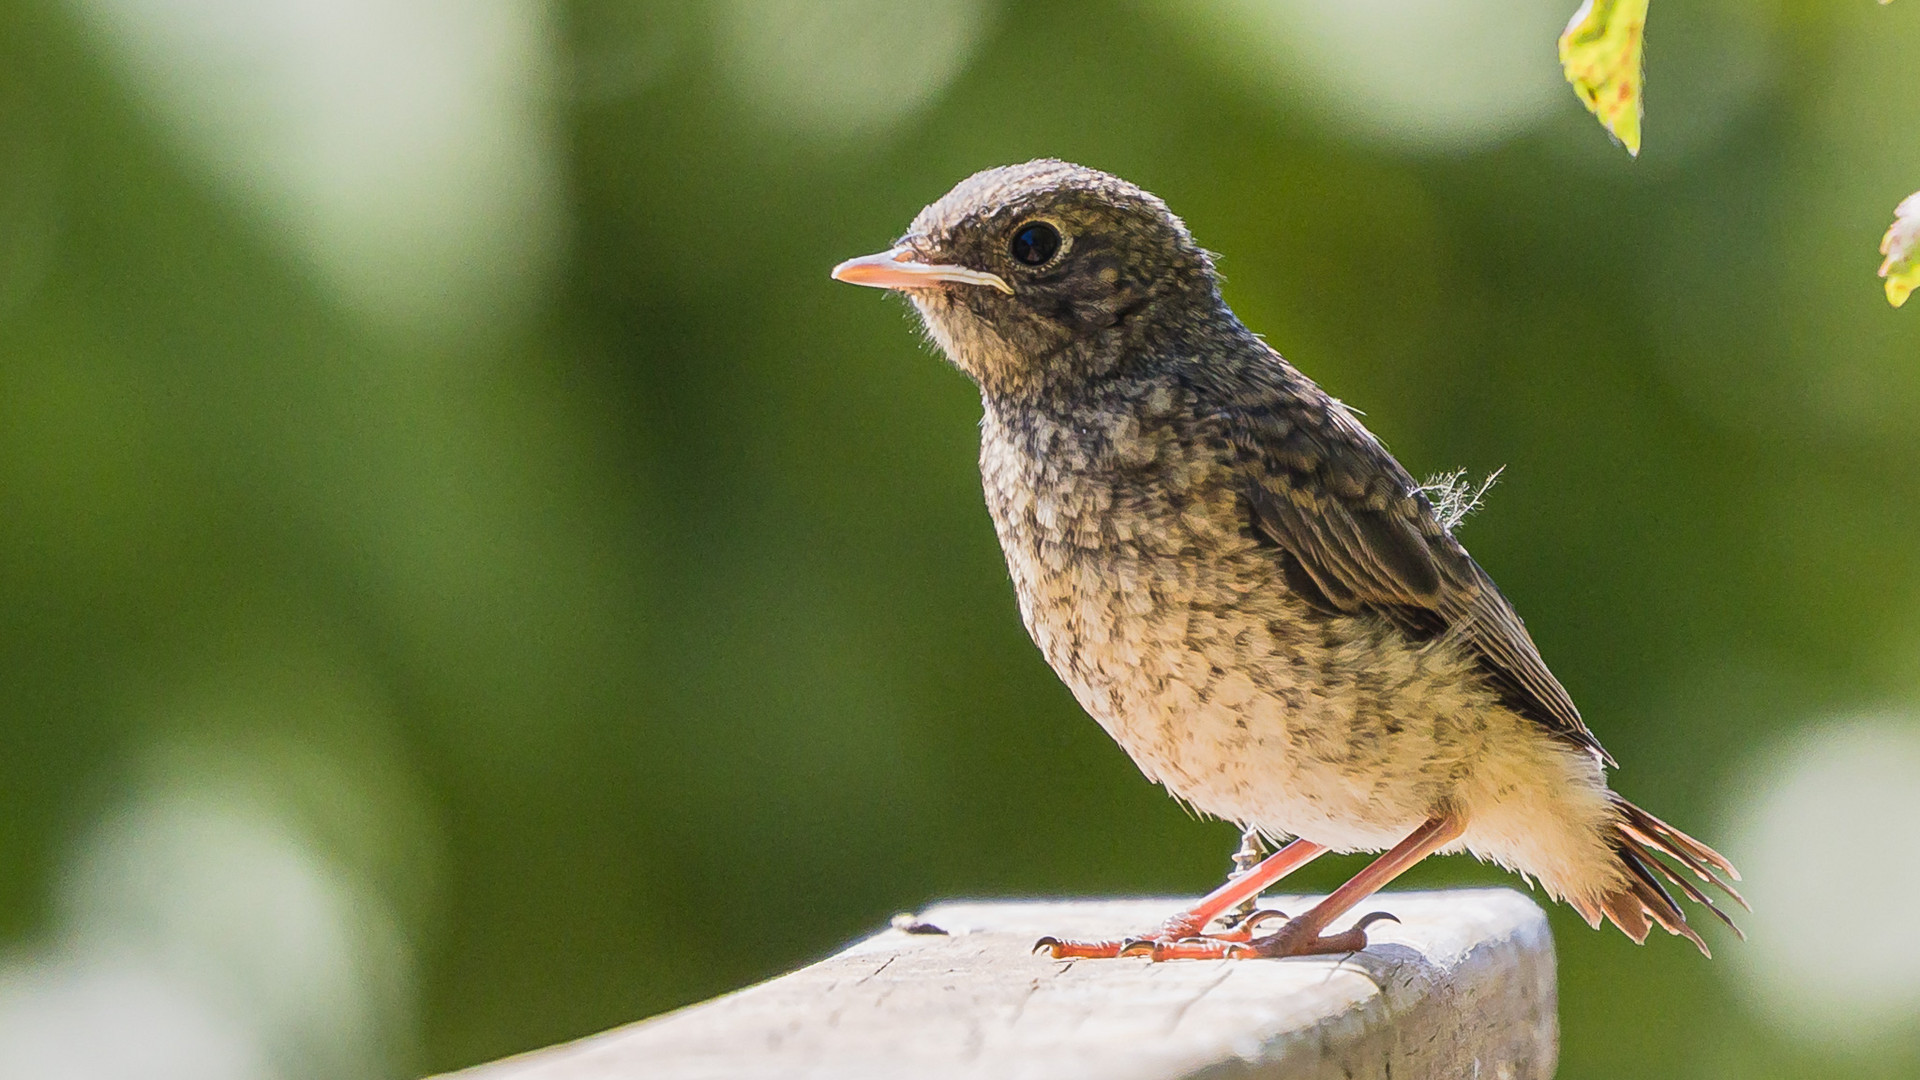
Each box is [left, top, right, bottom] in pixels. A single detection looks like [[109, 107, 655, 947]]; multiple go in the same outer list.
[[713, 0, 996, 137], [1724, 714, 1920, 1046], [65, 0, 564, 334], [1172, 0, 1569, 151], [0, 724, 422, 1080], [0, 960, 274, 1080]]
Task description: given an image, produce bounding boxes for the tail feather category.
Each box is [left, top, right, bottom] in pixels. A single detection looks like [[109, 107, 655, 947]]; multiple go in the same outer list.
[[1615, 799, 1748, 906], [1620, 838, 1709, 953], [1568, 895, 1604, 930], [1600, 886, 1652, 943], [1598, 796, 1744, 957], [1620, 833, 1745, 936]]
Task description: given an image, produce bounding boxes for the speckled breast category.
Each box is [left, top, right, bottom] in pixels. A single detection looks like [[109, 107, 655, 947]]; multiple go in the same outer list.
[[976, 391, 1323, 822]]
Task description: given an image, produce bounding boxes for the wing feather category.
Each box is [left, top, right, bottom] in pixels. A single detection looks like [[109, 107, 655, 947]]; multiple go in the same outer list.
[[1220, 379, 1611, 765]]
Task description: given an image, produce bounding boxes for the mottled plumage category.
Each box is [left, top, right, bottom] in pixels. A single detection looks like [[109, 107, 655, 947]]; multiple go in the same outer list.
[[833, 160, 1741, 957]]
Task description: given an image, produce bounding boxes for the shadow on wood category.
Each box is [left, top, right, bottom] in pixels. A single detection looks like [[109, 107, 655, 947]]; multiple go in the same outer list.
[[436, 888, 1557, 1080]]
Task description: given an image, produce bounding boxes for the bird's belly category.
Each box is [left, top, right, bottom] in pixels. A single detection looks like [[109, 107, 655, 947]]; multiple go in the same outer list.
[[1009, 539, 1460, 849]]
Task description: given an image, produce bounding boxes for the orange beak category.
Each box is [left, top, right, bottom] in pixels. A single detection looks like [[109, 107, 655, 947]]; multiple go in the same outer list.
[[830, 246, 1012, 295]]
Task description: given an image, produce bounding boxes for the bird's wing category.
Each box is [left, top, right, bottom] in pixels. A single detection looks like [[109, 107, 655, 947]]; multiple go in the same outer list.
[[1220, 379, 1613, 766]]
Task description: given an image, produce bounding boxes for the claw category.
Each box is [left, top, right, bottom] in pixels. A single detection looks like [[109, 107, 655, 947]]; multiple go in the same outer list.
[[1241, 908, 1289, 933], [1351, 911, 1400, 934], [1201, 907, 1291, 944], [1032, 936, 1060, 956]]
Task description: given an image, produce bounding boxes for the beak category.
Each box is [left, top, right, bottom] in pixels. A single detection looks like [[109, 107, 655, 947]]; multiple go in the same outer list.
[[831, 246, 1013, 295]]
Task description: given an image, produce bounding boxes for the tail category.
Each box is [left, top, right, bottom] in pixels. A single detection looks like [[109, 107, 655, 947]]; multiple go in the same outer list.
[[1571, 797, 1748, 957]]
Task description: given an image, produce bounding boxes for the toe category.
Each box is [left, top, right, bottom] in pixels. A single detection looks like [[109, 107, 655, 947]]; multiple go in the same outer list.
[[1035, 936, 1129, 959]]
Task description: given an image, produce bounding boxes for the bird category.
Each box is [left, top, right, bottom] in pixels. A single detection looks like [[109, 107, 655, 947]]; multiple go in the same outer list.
[[831, 159, 1743, 960]]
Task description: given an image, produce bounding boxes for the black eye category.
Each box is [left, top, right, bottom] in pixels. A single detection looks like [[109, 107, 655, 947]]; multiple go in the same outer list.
[[1009, 222, 1061, 266]]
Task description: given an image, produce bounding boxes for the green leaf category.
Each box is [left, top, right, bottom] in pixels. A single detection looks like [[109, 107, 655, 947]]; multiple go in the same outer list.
[[1559, 0, 1649, 157]]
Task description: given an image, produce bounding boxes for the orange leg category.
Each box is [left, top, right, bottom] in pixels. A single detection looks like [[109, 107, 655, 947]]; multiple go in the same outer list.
[[1036, 837, 1328, 959], [1144, 814, 1468, 961]]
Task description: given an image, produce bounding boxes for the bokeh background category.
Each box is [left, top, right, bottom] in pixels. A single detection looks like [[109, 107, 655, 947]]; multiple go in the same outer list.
[[2, 0, 1919, 1076]]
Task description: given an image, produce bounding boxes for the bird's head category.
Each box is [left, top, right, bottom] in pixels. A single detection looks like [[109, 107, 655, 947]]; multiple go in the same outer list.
[[832, 160, 1220, 400]]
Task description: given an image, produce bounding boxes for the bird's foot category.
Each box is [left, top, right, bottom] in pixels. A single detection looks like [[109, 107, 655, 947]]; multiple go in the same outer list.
[[1230, 910, 1401, 958], [1033, 909, 1289, 961], [1038, 910, 1398, 961]]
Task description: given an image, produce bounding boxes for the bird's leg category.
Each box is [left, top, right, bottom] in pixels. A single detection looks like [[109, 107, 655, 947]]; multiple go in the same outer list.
[[1218, 814, 1466, 960], [1035, 837, 1327, 959]]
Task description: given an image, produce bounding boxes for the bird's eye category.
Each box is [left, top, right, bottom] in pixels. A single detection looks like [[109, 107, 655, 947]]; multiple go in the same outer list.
[[1009, 222, 1061, 267]]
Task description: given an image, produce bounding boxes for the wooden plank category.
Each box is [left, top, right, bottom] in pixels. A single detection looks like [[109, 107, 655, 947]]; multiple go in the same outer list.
[[438, 889, 1556, 1080]]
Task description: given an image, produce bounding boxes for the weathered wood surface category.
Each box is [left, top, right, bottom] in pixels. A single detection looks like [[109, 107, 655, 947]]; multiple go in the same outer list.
[[439, 889, 1557, 1080]]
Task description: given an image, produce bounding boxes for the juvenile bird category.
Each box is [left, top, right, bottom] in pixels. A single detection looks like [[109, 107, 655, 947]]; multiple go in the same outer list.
[[832, 160, 1742, 960]]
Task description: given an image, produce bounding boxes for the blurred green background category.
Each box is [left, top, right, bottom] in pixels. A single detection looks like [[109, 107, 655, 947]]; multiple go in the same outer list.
[[3, 0, 1919, 1077]]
